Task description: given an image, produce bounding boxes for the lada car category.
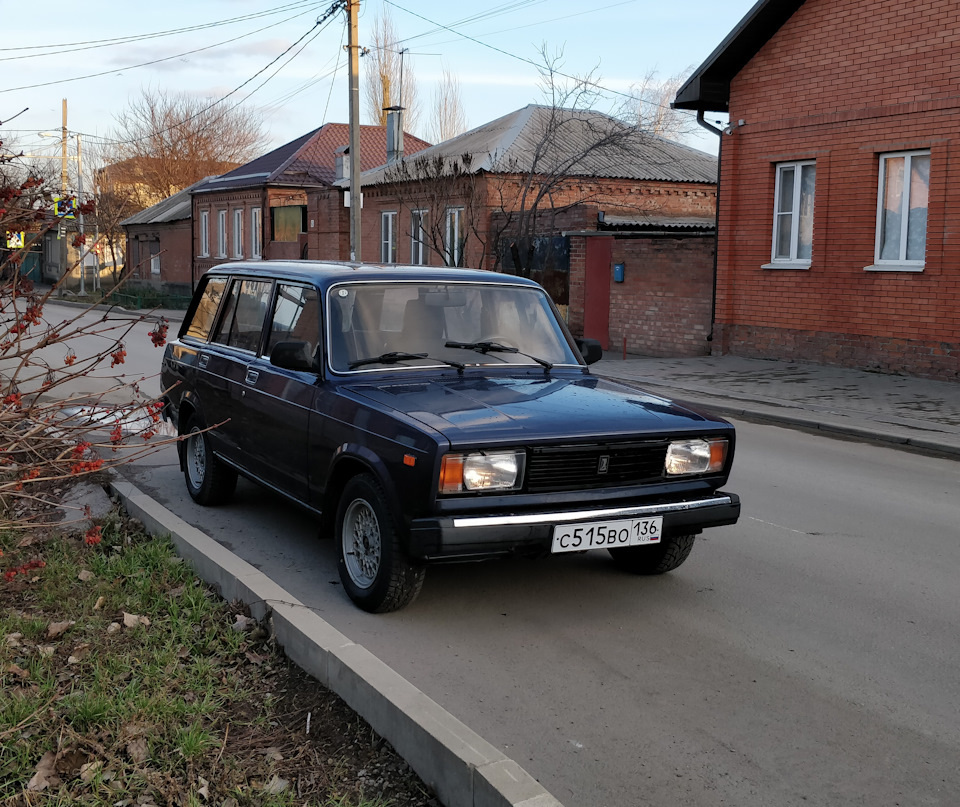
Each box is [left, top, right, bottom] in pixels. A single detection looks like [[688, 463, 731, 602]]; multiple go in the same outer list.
[[161, 262, 740, 612]]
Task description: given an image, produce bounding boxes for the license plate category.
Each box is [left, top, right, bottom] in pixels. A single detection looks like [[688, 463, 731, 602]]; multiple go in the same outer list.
[[551, 517, 662, 554]]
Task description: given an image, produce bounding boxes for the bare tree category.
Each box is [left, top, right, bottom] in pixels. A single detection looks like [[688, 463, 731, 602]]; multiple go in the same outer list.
[[101, 89, 268, 210], [362, 12, 420, 134], [428, 67, 468, 143], [618, 67, 699, 141], [489, 47, 652, 281], [382, 152, 488, 267]]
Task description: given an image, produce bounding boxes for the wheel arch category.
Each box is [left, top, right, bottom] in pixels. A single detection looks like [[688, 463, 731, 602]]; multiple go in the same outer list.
[[320, 445, 405, 537]]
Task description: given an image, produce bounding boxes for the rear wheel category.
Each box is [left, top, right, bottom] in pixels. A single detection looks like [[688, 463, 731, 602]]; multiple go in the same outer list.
[[182, 416, 238, 506], [608, 533, 697, 575], [336, 474, 425, 613]]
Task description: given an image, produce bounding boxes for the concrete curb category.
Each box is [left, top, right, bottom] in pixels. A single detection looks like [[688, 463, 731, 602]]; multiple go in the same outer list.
[[109, 476, 562, 807], [597, 376, 960, 460]]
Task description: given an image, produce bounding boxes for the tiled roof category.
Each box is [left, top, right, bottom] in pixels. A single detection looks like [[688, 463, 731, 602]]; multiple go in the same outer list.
[[345, 105, 718, 187], [194, 123, 431, 193], [120, 178, 214, 227]]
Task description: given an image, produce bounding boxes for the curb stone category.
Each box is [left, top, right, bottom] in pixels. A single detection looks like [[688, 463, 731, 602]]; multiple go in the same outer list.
[[108, 476, 563, 807]]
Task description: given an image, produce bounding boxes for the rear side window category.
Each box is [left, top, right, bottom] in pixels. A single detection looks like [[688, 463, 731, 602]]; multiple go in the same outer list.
[[184, 277, 227, 341], [211, 279, 273, 353], [266, 284, 320, 356]]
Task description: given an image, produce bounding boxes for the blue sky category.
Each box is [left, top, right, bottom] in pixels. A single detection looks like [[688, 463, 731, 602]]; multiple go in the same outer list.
[[1, 0, 756, 167]]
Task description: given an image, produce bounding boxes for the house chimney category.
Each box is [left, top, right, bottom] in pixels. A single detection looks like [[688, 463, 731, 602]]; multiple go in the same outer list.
[[385, 107, 404, 164], [335, 145, 350, 181]]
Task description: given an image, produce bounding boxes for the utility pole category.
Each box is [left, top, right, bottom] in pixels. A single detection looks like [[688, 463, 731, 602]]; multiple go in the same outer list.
[[60, 99, 68, 291], [347, 0, 362, 263]]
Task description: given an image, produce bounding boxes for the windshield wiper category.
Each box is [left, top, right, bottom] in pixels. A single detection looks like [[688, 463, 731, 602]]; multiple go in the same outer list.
[[444, 340, 553, 370], [348, 351, 465, 371]]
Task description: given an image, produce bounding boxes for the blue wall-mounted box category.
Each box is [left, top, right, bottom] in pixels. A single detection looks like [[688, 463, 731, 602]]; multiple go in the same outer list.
[[613, 262, 625, 283]]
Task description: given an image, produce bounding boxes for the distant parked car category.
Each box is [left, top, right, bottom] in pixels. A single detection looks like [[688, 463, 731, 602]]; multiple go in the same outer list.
[[161, 262, 740, 612]]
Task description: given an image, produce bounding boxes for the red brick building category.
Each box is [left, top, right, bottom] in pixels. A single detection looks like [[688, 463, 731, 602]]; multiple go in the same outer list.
[[675, 0, 960, 380], [191, 123, 429, 288], [330, 105, 718, 355]]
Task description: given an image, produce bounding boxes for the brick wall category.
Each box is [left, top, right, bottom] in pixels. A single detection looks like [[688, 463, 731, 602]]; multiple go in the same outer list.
[[608, 236, 715, 357], [716, 0, 960, 380]]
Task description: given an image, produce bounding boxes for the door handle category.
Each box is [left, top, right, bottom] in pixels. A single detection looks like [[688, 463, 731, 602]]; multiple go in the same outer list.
[[198, 353, 209, 369], [245, 369, 259, 385]]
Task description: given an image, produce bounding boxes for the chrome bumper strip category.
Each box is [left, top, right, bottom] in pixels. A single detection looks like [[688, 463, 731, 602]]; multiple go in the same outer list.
[[450, 495, 735, 529]]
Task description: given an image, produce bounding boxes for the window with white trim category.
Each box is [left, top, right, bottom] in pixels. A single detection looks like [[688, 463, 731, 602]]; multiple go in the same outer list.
[[771, 161, 815, 266], [381, 211, 398, 263], [251, 208, 262, 258], [233, 209, 243, 258], [411, 209, 428, 265], [199, 210, 209, 257], [445, 207, 464, 266], [874, 150, 930, 269], [217, 210, 227, 257]]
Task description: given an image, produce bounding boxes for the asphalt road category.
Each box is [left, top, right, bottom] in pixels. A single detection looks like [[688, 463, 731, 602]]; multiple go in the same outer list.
[[122, 419, 960, 807]]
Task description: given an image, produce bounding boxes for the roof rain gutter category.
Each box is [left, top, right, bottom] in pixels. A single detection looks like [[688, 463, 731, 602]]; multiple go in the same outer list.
[[697, 110, 723, 346]]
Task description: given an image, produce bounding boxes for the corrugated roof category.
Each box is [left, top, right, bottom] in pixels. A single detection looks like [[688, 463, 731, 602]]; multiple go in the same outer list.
[[600, 214, 716, 231], [120, 178, 213, 227], [194, 123, 432, 193], [345, 105, 718, 187]]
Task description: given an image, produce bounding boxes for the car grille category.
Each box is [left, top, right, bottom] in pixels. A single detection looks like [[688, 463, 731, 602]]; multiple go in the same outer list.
[[525, 440, 669, 493]]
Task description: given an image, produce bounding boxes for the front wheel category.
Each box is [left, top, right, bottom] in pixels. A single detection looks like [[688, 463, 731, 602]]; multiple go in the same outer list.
[[336, 474, 425, 613], [182, 416, 238, 506], [608, 533, 697, 575]]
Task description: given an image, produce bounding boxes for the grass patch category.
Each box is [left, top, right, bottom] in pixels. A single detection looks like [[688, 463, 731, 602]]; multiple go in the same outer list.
[[1, 509, 437, 806]]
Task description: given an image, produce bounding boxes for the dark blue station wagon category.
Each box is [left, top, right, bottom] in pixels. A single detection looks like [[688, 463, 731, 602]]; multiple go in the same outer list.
[[161, 262, 740, 612]]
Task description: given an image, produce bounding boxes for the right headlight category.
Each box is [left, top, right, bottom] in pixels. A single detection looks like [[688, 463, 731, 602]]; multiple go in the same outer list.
[[665, 438, 728, 476], [439, 450, 525, 494]]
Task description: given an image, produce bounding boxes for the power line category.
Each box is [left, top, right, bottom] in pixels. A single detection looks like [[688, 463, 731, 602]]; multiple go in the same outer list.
[[0, 6, 322, 94], [90, 3, 345, 149], [0, 1, 323, 56]]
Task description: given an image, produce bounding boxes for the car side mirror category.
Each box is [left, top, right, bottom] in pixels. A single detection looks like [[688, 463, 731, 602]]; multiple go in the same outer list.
[[270, 340, 316, 372], [575, 338, 603, 365]]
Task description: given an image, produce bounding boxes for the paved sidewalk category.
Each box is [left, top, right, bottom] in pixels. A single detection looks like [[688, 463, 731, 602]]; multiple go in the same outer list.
[[594, 354, 960, 458]]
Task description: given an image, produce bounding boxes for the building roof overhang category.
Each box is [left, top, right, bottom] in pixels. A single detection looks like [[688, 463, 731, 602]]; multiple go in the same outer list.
[[672, 0, 807, 113]]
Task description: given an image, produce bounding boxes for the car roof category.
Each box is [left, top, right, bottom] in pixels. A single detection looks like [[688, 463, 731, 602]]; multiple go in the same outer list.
[[203, 261, 544, 290]]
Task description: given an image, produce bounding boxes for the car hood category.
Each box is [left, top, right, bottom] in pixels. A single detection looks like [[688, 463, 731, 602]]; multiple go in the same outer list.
[[344, 373, 722, 444]]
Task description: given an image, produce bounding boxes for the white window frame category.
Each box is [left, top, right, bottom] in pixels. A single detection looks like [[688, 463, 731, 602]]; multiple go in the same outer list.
[[149, 243, 161, 276], [232, 209, 243, 258], [199, 210, 209, 257], [767, 160, 815, 269], [445, 207, 464, 267], [216, 209, 227, 258], [411, 209, 428, 265], [381, 211, 398, 263], [869, 149, 930, 272], [251, 208, 262, 259]]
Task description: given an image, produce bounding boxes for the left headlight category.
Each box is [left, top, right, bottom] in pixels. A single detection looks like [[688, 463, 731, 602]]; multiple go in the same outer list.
[[439, 450, 525, 494], [665, 438, 728, 476]]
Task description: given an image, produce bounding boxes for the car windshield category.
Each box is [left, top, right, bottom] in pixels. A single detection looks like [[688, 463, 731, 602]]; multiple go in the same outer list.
[[326, 281, 580, 372]]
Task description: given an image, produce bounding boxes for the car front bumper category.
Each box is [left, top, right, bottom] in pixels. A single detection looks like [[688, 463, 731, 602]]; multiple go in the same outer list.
[[407, 491, 740, 560]]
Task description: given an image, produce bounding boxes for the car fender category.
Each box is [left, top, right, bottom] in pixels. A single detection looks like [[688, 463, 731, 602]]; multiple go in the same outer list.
[[325, 442, 410, 528]]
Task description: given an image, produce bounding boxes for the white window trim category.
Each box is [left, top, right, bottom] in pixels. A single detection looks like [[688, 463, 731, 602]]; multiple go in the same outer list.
[[445, 207, 464, 267], [199, 210, 209, 257], [766, 160, 815, 269], [381, 211, 398, 263], [216, 209, 227, 258], [411, 209, 428, 265], [233, 209, 244, 258], [868, 149, 930, 272], [251, 208, 262, 259]]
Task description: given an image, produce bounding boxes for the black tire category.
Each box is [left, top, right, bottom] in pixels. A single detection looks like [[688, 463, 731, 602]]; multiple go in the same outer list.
[[336, 474, 425, 613], [182, 416, 238, 506], [608, 533, 697, 575]]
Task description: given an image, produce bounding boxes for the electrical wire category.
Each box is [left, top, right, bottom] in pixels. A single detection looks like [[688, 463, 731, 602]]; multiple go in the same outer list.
[[0, 1, 323, 56], [0, 6, 323, 94]]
